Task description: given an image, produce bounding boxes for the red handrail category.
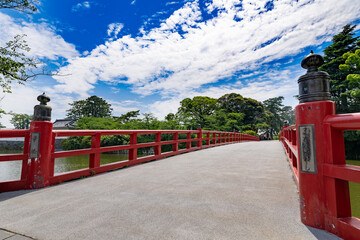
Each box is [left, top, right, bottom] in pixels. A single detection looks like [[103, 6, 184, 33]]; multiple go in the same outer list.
[[279, 125, 298, 184], [0, 128, 259, 192], [0, 130, 30, 192], [279, 112, 360, 239]]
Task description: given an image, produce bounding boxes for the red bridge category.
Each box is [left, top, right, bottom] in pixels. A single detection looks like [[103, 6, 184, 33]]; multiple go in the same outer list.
[[0, 52, 360, 240]]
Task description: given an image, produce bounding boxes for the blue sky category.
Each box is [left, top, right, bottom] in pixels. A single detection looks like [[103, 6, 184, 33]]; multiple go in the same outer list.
[[0, 0, 360, 128]]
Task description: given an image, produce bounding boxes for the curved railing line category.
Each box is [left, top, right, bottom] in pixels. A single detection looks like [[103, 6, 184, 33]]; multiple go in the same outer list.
[[0, 128, 259, 193]]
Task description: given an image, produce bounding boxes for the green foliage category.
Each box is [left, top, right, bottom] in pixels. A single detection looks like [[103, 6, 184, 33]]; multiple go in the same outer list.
[[75, 117, 117, 130], [9, 112, 32, 129], [339, 49, 360, 100], [113, 110, 140, 123], [0, 34, 39, 93], [320, 25, 360, 160], [0, 1, 40, 93], [320, 24, 359, 113], [243, 130, 258, 136], [263, 96, 295, 138], [63, 93, 294, 149], [178, 96, 217, 128], [0, 0, 38, 13], [66, 96, 113, 119], [344, 131, 360, 160]]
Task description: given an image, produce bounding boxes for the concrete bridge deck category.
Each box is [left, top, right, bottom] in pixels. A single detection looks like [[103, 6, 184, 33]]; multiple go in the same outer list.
[[0, 141, 340, 240]]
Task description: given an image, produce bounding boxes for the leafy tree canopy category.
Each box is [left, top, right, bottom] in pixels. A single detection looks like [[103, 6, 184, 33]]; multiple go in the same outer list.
[[320, 24, 359, 113], [66, 95, 113, 119], [9, 112, 32, 129], [0, 0, 37, 13]]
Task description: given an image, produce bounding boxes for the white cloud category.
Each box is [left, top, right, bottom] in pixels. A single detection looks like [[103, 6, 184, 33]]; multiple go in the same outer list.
[[0, 12, 79, 60], [0, 83, 76, 128], [108, 100, 140, 116], [147, 68, 301, 120], [52, 0, 360, 100], [107, 23, 124, 39], [72, 1, 91, 12], [131, 0, 136, 5]]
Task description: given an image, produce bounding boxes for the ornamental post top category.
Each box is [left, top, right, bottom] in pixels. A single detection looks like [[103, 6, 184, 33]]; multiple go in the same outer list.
[[33, 93, 52, 121], [301, 50, 324, 72], [297, 51, 331, 103], [37, 92, 50, 105]]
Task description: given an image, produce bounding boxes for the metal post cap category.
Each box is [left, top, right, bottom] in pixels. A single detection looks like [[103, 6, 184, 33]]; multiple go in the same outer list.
[[33, 93, 52, 121], [37, 93, 50, 105], [301, 50, 324, 71], [298, 51, 331, 103]]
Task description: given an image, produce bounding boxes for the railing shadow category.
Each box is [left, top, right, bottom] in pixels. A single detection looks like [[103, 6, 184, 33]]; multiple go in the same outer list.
[[306, 226, 342, 240]]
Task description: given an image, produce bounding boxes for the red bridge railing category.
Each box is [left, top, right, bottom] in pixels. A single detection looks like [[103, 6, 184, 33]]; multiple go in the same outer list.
[[280, 110, 360, 240], [279, 125, 298, 184], [0, 127, 259, 193]]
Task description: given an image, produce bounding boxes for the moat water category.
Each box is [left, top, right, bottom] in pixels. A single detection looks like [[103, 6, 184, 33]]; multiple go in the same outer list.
[[0, 152, 129, 181]]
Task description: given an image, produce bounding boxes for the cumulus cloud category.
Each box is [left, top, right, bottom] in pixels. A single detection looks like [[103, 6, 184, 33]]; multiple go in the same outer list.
[[148, 67, 301, 120], [72, 1, 91, 12], [0, 13, 80, 127], [107, 23, 124, 39], [0, 12, 79, 60], [0, 84, 76, 128], [52, 0, 360, 101]]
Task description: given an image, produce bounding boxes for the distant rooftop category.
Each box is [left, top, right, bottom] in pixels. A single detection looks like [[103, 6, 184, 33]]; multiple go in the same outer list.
[[53, 119, 76, 129]]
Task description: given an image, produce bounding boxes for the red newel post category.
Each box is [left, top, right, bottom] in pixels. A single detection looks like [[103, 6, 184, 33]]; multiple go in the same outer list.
[[154, 132, 161, 155], [173, 132, 179, 152], [89, 133, 101, 168], [27, 93, 53, 189], [129, 133, 137, 161], [197, 126, 202, 148], [295, 52, 336, 229]]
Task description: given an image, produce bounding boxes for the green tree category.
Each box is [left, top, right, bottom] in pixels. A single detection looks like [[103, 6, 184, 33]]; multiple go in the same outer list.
[[66, 96, 113, 119], [263, 96, 294, 138], [319, 24, 359, 113], [0, 1, 40, 94], [114, 110, 140, 123], [9, 112, 32, 129], [217, 93, 245, 113], [339, 48, 360, 103], [0, 0, 37, 13], [178, 96, 217, 128]]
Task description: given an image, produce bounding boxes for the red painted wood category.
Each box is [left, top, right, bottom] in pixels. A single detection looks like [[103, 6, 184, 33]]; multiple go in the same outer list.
[[129, 133, 137, 161], [89, 133, 101, 168]]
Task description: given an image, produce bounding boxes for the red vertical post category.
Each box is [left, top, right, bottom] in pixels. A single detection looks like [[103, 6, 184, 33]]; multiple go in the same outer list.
[[89, 133, 101, 168], [173, 132, 179, 152], [129, 133, 137, 161], [21, 132, 30, 181], [296, 101, 335, 228], [27, 93, 53, 189], [27, 121, 53, 189], [186, 132, 191, 149], [295, 52, 337, 229], [206, 132, 210, 145], [323, 124, 351, 233], [197, 128, 202, 148], [154, 132, 161, 155], [49, 134, 56, 177]]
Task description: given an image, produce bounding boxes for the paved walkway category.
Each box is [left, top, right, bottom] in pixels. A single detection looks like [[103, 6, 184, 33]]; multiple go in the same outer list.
[[0, 141, 341, 240]]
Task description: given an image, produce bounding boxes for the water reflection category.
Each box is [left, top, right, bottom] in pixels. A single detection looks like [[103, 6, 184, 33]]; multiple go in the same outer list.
[[54, 153, 129, 173], [0, 160, 22, 181], [0, 153, 129, 181]]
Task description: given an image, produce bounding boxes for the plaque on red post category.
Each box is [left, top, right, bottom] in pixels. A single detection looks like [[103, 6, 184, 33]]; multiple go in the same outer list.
[[298, 124, 317, 173]]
